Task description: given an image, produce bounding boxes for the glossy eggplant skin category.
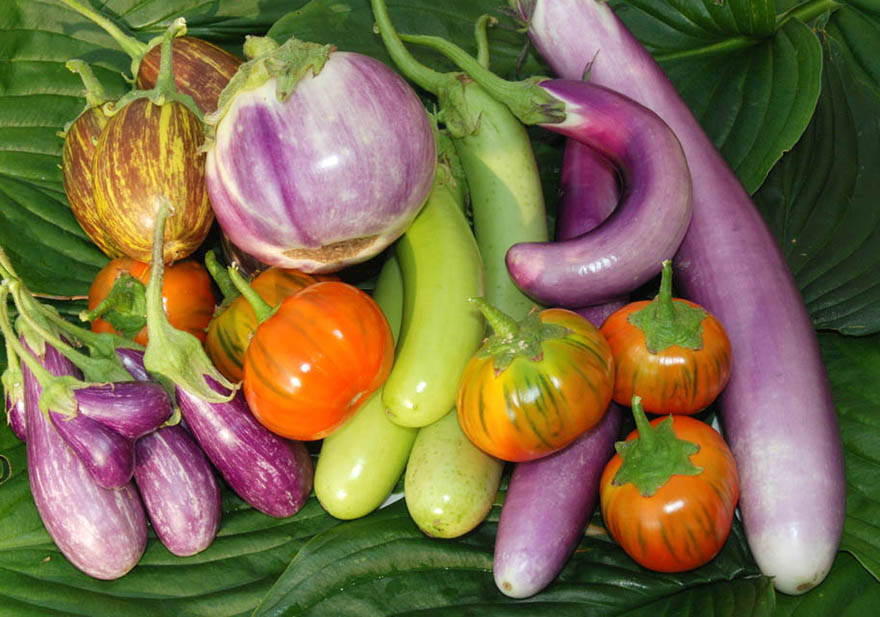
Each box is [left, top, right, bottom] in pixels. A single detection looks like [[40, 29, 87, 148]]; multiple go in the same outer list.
[[22, 341, 146, 580], [62, 107, 123, 258], [519, 0, 844, 594], [92, 97, 213, 264], [74, 380, 172, 439], [136, 37, 242, 114], [6, 390, 27, 441], [134, 424, 222, 557], [49, 410, 134, 489], [176, 379, 314, 518]]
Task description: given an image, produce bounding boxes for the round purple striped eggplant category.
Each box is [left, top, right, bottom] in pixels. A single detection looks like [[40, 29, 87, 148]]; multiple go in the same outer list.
[[205, 39, 436, 274], [22, 341, 146, 580], [134, 425, 221, 556], [74, 380, 172, 439], [49, 410, 135, 489], [494, 403, 622, 598], [516, 0, 845, 595], [176, 378, 313, 518]]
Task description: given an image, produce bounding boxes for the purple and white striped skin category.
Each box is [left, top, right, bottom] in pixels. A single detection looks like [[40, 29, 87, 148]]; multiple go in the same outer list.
[[73, 380, 172, 440], [134, 425, 222, 557], [49, 411, 135, 489], [6, 390, 27, 441], [495, 401, 622, 598], [206, 51, 436, 273], [22, 341, 146, 580], [517, 0, 845, 594], [505, 79, 693, 307], [557, 139, 627, 323], [176, 378, 313, 518]]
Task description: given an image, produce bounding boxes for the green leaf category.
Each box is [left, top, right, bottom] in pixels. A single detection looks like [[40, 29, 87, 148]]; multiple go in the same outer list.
[[819, 332, 880, 580], [754, 33, 880, 335], [824, 2, 880, 95], [256, 500, 773, 616], [612, 0, 823, 194]]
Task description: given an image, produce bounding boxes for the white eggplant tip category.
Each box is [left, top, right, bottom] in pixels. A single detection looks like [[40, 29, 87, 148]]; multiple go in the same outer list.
[[752, 533, 838, 595]]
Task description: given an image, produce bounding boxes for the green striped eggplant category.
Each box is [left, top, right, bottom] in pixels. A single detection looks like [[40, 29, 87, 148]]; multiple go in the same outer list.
[[456, 300, 615, 462], [92, 96, 213, 264]]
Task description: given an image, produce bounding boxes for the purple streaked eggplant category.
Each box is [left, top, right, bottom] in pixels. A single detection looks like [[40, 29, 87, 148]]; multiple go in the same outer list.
[[49, 410, 134, 489], [204, 36, 436, 273], [514, 0, 844, 595], [74, 380, 172, 440], [494, 402, 622, 598], [21, 341, 146, 580], [134, 424, 221, 556], [176, 379, 313, 518], [396, 34, 693, 308], [5, 389, 27, 442]]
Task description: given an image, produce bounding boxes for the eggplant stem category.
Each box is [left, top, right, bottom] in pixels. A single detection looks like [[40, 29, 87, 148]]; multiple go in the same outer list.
[[227, 265, 275, 324], [474, 14, 497, 70], [66, 59, 109, 110], [57, 0, 148, 78], [204, 250, 240, 303]]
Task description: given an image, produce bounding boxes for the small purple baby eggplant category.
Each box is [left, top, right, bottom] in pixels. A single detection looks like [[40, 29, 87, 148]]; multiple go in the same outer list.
[[115, 347, 152, 382], [176, 379, 314, 518], [22, 341, 146, 580], [74, 380, 172, 439], [49, 410, 134, 489], [134, 425, 222, 556], [6, 389, 27, 442]]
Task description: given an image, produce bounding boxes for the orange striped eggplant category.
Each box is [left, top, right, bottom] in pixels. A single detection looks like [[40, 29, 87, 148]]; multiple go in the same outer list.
[[92, 96, 213, 264], [205, 267, 335, 382], [600, 260, 732, 415], [456, 299, 615, 462], [599, 397, 739, 573], [242, 281, 394, 441]]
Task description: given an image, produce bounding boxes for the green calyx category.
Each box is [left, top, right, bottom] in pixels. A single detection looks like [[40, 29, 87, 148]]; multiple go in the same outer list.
[[612, 396, 702, 497], [470, 297, 566, 373], [103, 18, 204, 123], [206, 35, 333, 132], [79, 272, 147, 340], [628, 260, 707, 353], [142, 198, 237, 401]]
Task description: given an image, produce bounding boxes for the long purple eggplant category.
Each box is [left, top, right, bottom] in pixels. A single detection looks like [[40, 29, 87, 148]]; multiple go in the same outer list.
[[494, 403, 621, 597], [176, 379, 314, 518], [134, 424, 222, 556], [22, 341, 146, 580], [515, 0, 844, 594], [49, 410, 134, 489], [396, 34, 693, 308]]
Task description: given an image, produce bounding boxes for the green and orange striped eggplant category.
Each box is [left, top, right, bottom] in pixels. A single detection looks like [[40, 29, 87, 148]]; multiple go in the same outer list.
[[92, 96, 213, 264], [456, 300, 615, 463], [62, 106, 123, 258]]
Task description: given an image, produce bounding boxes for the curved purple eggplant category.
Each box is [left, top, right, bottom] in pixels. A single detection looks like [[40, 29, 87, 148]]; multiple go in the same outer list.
[[494, 402, 621, 598], [22, 341, 146, 580], [517, 0, 845, 595], [505, 79, 693, 307], [176, 379, 313, 518], [134, 424, 221, 556], [74, 380, 172, 439], [49, 410, 134, 489]]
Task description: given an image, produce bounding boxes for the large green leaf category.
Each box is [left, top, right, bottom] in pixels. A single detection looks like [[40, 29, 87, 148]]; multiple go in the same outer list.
[[755, 32, 880, 335], [819, 332, 880, 580], [609, 0, 822, 194], [255, 500, 773, 617]]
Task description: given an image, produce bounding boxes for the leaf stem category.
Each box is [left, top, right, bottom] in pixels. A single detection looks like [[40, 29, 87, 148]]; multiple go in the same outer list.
[[57, 0, 148, 76]]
